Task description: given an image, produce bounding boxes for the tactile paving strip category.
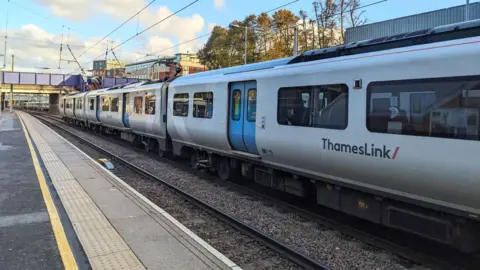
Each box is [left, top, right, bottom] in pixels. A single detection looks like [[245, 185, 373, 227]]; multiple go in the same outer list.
[[19, 112, 145, 270]]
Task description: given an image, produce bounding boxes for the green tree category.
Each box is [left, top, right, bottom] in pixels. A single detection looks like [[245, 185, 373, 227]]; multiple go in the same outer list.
[[197, 26, 230, 69]]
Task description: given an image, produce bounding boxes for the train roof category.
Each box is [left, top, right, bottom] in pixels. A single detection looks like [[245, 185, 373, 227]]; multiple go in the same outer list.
[[174, 57, 294, 81], [288, 18, 480, 64]]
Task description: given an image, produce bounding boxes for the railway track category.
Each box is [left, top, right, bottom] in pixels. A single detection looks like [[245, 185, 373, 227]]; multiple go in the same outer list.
[[31, 111, 479, 270], [31, 112, 328, 270]]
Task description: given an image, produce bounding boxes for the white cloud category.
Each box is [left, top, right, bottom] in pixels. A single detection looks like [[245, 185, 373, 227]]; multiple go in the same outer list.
[[33, 0, 208, 56], [214, 0, 225, 9], [208, 23, 217, 33], [2, 24, 160, 72]]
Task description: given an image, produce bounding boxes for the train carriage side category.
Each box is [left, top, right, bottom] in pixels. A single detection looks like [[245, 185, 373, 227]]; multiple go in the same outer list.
[[167, 28, 480, 251], [253, 36, 480, 251], [64, 95, 75, 119], [98, 90, 125, 131], [125, 83, 167, 153], [73, 92, 88, 125], [85, 89, 107, 128]]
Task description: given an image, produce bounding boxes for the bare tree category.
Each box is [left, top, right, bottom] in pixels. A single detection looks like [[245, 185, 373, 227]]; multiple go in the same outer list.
[[313, 2, 322, 48], [309, 19, 316, 49], [336, 0, 352, 43], [348, 0, 367, 27], [314, 0, 338, 48], [299, 10, 309, 52]]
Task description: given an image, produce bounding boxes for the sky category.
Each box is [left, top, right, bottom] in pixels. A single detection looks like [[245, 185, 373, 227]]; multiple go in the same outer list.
[[0, 0, 476, 73]]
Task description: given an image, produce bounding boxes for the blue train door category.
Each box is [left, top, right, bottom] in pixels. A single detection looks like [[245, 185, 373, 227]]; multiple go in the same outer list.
[[122, 93, 130, 127], [228, 81, 258, 154]]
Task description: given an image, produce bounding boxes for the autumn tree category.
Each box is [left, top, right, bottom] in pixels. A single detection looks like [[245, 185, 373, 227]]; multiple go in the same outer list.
[[272, 9, 299, 57], [197, 26, 230, 69], [197, 4, 368, 69]]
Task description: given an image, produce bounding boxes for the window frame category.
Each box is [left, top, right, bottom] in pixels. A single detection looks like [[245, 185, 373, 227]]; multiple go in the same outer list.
[[134, 96, 144, 114], [101, 96, 110, 112], [231, 89, 241, 121], [246, 88, 257, 122], [173, 93, 189, 117], [366, 75, 480, 140], [111, 97, 119, 112], [145, 94, 156, 115], [277, 84, 349, 130], [89, 98, 95, 111], [193, 92, 214, 119]]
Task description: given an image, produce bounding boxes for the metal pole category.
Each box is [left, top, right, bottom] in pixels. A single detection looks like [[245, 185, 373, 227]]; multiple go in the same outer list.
[[244, 26, 248, 65], [466, 0, 470, 21], [9, 54, 13, 112], [293, 26, 298, 56]]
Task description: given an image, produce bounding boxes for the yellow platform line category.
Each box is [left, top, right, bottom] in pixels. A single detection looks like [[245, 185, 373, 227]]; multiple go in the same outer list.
[[17, 113, 79, 270]]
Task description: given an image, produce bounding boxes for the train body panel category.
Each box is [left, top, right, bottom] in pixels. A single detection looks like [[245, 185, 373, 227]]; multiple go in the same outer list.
[[170, 36, 480, 216], [98, 92, 124, 129], [167, 81, 232, 156], [73, 92, 88, 122], [64, 95, 76, 119], [125, 84, 165, 139], [85, 89, 108, 124]]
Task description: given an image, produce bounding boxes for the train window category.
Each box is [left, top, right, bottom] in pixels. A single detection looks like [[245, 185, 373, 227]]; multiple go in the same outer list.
[[232, 90, 241, 121], [193, 92, 213, 119], [277, 84, 348, 129], [173, 93, 189, 117], [111, 98, 119, 112], [145, 95, 156, 115], [366, 76, 480, 140], [89, 99, 95, 110], [134, 96, 143, 114], [247, 89, 256, 122], [101, 97, 110, 111]]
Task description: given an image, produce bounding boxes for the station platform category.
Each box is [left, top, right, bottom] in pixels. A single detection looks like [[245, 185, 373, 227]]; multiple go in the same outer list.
[[0, 111, 241, 270]]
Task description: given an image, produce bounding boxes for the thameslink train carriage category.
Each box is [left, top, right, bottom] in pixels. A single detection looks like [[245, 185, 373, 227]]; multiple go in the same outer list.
[[61, 19, 480, 252]]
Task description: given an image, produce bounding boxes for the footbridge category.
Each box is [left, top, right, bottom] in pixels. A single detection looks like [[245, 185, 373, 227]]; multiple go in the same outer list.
[[0, 71, 142, 114]]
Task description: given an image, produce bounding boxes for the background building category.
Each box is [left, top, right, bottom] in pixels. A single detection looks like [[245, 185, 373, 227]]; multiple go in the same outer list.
[[125, 53, 207, 80], [345, 2, 480, 44], [92, 59, 127, 77]]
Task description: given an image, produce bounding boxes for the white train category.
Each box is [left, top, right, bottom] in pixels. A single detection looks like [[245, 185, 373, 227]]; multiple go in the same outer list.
[[60, 19, 480, 252]]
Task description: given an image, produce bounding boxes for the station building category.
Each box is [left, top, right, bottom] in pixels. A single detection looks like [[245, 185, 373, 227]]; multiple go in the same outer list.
[[125, 53, 207, 81]]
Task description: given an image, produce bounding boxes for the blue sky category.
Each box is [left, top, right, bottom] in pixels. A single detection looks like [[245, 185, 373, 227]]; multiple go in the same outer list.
[[1, 0, 476, 71]]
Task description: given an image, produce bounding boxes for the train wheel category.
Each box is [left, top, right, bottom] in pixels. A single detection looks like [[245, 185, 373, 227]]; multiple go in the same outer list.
[[217, 157, 232, 181], [190, 152, 198, 170], [144, 143, 150, 153]]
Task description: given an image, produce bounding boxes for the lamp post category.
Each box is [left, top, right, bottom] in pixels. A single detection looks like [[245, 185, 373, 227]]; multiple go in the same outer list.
[[231, 24, 248, 65], [0, 54, 4, 114], [466, 0, 470, 21]]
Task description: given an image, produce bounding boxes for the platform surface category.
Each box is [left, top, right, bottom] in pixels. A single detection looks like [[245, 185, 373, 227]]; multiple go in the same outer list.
[[0, 112, 64, 269], [3, 111, 241, 270]]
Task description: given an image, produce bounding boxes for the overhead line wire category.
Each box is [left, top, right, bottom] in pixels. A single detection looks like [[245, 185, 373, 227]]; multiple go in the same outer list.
[[77, 0, 157, 58], [71, 0, 200, 73]]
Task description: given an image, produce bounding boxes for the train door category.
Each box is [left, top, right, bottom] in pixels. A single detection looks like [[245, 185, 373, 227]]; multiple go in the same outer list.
[[122, 93, 130, 127], [63, 99, 66, 114], [73, 98, 77, 117], [228, 81, 259, 154], [96, 96, 101, 121]]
